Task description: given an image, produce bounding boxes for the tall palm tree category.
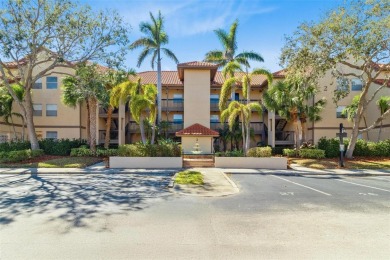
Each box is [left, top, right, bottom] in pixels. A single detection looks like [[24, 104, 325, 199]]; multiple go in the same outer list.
[[204, 20, 264, 69], [110, 78, 157, 144], [130, 11, 179, 123], [62, 63, 107, 152], [376, 96, 389, 141]]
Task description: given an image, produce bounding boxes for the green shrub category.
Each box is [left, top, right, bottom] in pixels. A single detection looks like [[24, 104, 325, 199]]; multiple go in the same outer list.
[[298, 148, 325, 159], [317, 137, 340, 158], [283, 148, 297, 157], [353, 139, 369, 156], [272, 146, 293, 155], [39, 138, 87, 156], [247, 147, 272, 157], [117, 142, 181, 157], [70, 148, 95, 157], [215, 150, 244, 157], [0, 140, 31, 152], [96, 149, 118, 157], [366, 141, 390, 157], [0, 149, 44, 163]]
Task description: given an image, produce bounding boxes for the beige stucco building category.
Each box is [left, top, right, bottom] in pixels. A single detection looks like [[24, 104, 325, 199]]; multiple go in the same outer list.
[[1, 57, 389, 150]]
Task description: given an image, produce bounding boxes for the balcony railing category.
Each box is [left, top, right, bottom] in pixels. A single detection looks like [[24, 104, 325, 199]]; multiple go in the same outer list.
[[127, 121, 183, 134], [275, 131, 295, 145], [210, 122, 264, 134], [210, 99, 262, 111], [98, 130, 118, 144], [161, 99, 184, 111]]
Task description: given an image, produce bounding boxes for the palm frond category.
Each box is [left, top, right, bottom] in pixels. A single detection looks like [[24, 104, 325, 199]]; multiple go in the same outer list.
[[251, 68, 273, 86], [222, 61, 242, 79], [130, 38, 156, 50], [219, 77, 237, 110], [136, 48, 154, 67], [228, 20, 238, 53], [161, 48, 179, 64], [236, 51, 264, 63]]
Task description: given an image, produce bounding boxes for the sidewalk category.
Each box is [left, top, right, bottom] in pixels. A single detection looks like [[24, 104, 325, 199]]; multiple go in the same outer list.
[[290, 163, 390, 176], [171, 167, 239, 197]]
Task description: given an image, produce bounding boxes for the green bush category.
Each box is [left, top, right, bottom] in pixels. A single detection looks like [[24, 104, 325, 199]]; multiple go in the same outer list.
[[353, 139, 369, 156], [247, 147, 272, 157], [96, 149, 118, 157], [272, 146, 293, 155], [0, 140, 31, 152], [39, 138, 87, 156], [283, 148, 297, 157], [117, 142, 181, 157], [317, 137, 340, 158], [215, 150, 244, 157], [70, 148, 95, 157], [0, 149, 44, 163], [298, 148, 325, 159]]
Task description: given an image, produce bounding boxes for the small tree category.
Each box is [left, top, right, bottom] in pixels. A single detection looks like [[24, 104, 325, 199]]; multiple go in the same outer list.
[[280, 0, 390, 158], [376, 96, 390, 141], [0, 0, 129, 150], [0, 84, 24, 140]]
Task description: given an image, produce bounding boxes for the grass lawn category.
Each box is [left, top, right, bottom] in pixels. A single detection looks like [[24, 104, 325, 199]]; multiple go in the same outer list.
[[0, 156, 102, 168], [175, 170, 204, 185], [290, 157, 390, 170]]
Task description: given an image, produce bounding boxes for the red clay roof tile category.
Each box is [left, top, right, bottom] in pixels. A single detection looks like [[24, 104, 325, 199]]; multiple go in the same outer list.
[[176, 123, 219, 137]]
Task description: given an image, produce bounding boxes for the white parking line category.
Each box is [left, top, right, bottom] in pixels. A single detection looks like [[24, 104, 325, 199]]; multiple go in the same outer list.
[[271, 175, 331, 196], [338, 179, 390, 193]]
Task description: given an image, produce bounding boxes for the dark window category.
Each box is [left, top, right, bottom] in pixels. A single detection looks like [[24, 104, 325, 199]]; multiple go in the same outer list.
[[46, 104, 57, 117], [46, 131, 58, 139], [33, 78, 42, 89], [351, 79, 363, 91], [46, 76, 58, 89], [33, 104, 42, 116]]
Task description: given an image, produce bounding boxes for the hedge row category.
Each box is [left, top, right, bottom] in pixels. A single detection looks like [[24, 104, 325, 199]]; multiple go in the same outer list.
[[317, 137, 390, 157], [0, 149, 44, 163], [247, 147, 272, 157], [70, 148, 118, 157], [215, 150, 244, 157], [0, 139, 87, 156], [117, 142, 181, 157], [283, 148, 325, 159]]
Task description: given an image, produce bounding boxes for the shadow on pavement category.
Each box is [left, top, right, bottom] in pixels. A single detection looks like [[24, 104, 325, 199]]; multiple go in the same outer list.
[[0, 172, 174, 228]]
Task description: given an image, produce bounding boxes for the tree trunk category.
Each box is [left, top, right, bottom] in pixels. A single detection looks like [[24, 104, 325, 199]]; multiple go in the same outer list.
[[139, 117, 146, 144], [23, 92, 39, 150], [89, 98, 97, 153], [294, 119, 299, 149], [346, 116, 362, 159], [157, 49, 162, 123], [151, 119, 156, 145], [86, 101, 91, 146], [378, 121, 383, 142], [104, 105, 113, 149], [10, 116, 17, 140], [300, 119, 307, 143], [21, 117, 25, 141], [241, 115, 246, 153]]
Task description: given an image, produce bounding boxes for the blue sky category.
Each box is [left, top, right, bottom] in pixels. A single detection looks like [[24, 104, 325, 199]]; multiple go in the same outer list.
[[80, 0, 343, 73]]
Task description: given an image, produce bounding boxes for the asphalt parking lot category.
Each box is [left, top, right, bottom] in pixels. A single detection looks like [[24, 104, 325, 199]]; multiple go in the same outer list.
[[1, 171, 390, 259]]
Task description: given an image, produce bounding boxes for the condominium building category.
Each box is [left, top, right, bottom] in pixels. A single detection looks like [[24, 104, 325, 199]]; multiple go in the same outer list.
[[1, 57, 389, 149]]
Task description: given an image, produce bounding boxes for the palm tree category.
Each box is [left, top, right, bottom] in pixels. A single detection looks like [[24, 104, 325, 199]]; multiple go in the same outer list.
[[376, 96, 390, 141], [0, 84, 24, 140], [103, 69, 135, 148], [204, 20, 264, 102], [62, 63, 107, 152], [130, 11, 179, 124], [263, 80, 326, 148], [110, 78, 157, 144]]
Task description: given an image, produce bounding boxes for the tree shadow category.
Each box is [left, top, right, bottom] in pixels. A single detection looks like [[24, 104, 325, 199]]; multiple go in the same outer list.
[[0, 171, 174, 228]]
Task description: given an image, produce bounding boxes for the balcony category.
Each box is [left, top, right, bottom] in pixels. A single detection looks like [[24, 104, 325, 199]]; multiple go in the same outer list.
[[275, 131, 295, 145], [210, 122, 264, 134], [161, 99, 184, 111], [98, 130, 118, 144], [127, 121, 183, 134], [99, 107, 119, 118], [210, 99, 262, 111]]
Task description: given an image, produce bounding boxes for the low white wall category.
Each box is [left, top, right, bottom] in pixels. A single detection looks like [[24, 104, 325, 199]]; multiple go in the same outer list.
[[110, 157, 182, 169], [215, 157, 287, 170]]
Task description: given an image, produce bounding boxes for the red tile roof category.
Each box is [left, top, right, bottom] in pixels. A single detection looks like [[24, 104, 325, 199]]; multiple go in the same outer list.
[[133, 71, 268, 87], [273, 69, 287, 78], [176, 123, 219, 137], [373, 79, 390, 87], [177, 61, 219, 68]]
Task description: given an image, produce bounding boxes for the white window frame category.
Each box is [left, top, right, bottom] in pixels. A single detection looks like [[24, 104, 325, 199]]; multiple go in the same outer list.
[[46, 104, 57, 117]]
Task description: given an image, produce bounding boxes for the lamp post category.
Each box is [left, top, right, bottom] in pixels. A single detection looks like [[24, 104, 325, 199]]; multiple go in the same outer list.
[[336, 123, 347, 167]]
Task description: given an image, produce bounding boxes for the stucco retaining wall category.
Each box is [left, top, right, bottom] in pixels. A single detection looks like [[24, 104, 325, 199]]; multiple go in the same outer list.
[[214, 157, 287, 169], [110, 157, 182, 169]]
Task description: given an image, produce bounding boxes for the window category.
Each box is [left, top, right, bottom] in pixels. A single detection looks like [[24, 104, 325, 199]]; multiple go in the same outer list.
[[46, 104, 57, 117], [33, 104, 42, 116], [173, 94, 183, 103], [336, 78, 349, 91], [336, 106, 346, 118], [210, 94, 219, 104], [33, 78, 42, 89], [357, 133, 363, 139], [210, 114, 219, 122], [46, 131, 58, 139], [173, 114, 183, 124], [46, 76, 58, 89], [351, 78, 363, 91]]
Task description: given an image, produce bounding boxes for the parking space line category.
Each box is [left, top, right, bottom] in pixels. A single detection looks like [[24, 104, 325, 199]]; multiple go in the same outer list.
[[338, 179, 390, 192], [271, 175, 331, 196]]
